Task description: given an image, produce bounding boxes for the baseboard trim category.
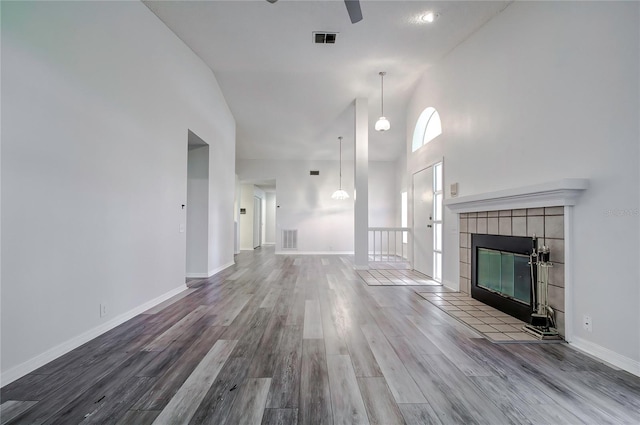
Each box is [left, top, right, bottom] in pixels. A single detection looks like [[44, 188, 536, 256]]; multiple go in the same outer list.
[[208, 261, 235, 277], [186, 261, 234, 279], [570, 336, 640, 377], [275, 251, 354, 255], [0, 283, 188, 386], [186, 272, 208, 278]]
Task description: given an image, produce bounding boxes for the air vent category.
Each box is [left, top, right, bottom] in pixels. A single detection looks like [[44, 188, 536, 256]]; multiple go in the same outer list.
[[310, 170, 320, 176], [282, 229, 298, 250], [313, 32, 338, 44]]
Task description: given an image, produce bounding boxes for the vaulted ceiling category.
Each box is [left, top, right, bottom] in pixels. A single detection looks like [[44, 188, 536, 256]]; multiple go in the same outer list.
[[144, 1, 511, 161]]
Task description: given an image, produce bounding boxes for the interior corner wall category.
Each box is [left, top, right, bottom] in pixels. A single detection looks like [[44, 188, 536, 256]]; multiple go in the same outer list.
[[1, 1, 236, 382], [265, 192, 277, 244], [406, 2, 639, 367]]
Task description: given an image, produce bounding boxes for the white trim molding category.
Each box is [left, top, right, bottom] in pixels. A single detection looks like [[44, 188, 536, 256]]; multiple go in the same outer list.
[[209, 261, 235, 277], [275, 251, 354, 256], [0, 283, 189, 386], [444, 178, 589, 213], [186, 261, 234, 279], [571, 337, 640, 377]]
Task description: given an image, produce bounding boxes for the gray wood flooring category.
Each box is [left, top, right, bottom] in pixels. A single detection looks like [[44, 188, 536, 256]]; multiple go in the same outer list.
[[2, 247, 639, 424]]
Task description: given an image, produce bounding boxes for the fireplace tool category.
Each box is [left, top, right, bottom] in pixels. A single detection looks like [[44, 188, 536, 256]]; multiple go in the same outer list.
[[523, 236, 562, 340]]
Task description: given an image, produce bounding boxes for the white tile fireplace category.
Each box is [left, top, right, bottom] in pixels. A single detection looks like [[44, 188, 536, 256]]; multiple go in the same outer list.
[[444, 179, 588, 341]]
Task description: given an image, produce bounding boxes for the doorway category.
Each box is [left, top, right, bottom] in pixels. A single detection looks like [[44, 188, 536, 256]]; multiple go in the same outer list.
[[413, 166, 434, 277], [186, 131, 209, 278]]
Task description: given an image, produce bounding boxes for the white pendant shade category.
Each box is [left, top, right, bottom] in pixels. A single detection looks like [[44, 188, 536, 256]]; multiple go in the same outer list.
[[331, 189, 350, 200], [375, 116, 390, 132]]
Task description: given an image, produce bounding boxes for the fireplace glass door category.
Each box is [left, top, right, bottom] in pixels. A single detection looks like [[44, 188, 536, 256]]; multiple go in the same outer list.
[[477, 248, 530, 305]]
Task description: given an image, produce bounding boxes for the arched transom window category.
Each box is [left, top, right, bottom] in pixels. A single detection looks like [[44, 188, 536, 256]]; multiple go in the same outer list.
[[412, 107, 442, 152]]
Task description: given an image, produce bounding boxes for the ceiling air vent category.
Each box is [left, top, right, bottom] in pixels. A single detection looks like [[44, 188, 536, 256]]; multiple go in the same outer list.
[[313, 32, 337, 44], [310, 170, 320, 176]]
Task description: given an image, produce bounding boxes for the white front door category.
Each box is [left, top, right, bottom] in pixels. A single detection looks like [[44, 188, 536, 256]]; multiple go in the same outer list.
[[413, 167, 434, 277]]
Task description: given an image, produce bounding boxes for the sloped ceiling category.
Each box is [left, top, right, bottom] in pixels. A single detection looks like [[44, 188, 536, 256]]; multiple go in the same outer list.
[[144, 0, 511, 161]]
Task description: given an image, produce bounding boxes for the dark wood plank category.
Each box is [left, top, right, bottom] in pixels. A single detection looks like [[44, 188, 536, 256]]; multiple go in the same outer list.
[[248, 312, 287, 378], [265, 325, 303, 409], [132, 325, 226, 411], [78, 376, 155, 425], [114, 410, 160, 425], [188, 356, 250, 424], [0, 400, 38, 425], [299, 339, 332, 425], [261, 408, 298, 425], [151, 339, 237, 424], [225, 377, 272, 424]]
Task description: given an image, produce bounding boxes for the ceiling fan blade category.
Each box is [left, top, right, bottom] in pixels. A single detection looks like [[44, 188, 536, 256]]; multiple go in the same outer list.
[[344, 0, 363, 24]]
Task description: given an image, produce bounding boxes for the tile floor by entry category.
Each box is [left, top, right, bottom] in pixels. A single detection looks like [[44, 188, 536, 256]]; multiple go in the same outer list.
[[416, 291, 548, 343], [357, 269, 440, 286]]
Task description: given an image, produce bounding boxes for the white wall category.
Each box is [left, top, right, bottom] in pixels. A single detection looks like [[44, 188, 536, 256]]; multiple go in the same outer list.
[[186, 144, 209, 276], [369, 161, 397, 227], [1, 1, 236, 382], [238, 159, 355, 253], [237, 159, 398, 253], [406, 2, 639, 368], [265, 192, 277, 244]]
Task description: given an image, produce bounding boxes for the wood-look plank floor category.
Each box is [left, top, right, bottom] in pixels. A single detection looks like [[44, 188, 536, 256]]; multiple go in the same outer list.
[[2, 246, 639, 424]]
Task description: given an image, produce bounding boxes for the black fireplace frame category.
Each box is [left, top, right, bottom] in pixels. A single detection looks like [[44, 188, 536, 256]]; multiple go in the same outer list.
[[471, 234, 536, 323]]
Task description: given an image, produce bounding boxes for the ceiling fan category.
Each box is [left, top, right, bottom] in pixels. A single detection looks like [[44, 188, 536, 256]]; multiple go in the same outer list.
[[266, 0, 363, 24]]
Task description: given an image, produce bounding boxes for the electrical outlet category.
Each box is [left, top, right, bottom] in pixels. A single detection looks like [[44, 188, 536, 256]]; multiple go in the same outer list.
[[583, 315, 592, 332], [100, 303, 107, 318]]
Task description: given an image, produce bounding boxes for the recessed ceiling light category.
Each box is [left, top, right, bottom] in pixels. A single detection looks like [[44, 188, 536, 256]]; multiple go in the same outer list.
[[421, 12, 438, 23]]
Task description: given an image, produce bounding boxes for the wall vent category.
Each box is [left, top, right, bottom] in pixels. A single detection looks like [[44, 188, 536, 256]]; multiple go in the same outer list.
[[310, 170, 320, 176], [282, 229, 298, 250], [313, 32, 337, 44]]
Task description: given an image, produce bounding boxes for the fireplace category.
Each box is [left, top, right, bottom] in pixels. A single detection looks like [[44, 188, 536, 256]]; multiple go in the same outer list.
[[471, 234, 535, 322]]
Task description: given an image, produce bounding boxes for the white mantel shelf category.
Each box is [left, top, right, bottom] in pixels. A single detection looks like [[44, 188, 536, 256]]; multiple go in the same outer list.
[[444, 178, 589, 213]]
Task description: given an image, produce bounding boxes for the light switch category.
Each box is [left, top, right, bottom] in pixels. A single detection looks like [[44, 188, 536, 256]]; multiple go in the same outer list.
[[179, 224, 185, 233]]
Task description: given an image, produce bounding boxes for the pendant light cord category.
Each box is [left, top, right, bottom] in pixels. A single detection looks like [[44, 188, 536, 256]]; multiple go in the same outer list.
[[381, 74, 384, 116], [379, 71, 386, 116], [338, 136, 343, 190]]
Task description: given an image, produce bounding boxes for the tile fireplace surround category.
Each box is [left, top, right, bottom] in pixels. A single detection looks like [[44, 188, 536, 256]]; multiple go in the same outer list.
[[444, 179, 589, 341], [458, 207, 565, 336]]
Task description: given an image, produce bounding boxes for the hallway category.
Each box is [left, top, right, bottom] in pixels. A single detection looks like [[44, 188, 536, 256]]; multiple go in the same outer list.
[[2, 247, 639, 424]]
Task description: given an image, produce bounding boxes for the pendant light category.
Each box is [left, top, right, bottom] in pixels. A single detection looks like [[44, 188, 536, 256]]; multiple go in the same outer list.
[[375, 71, 390, 132], [331, 136, 349, 200]]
